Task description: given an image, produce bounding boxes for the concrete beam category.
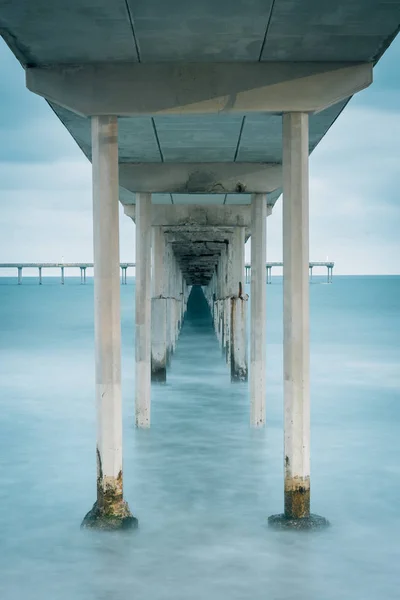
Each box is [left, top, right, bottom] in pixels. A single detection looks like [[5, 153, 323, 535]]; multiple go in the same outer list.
[[119, 163, 281, 194], [125, 205, 256, 227], [27, 62, 372, 116]]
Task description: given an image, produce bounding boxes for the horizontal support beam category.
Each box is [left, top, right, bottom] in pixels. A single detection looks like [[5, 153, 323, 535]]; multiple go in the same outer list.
[[119, 163, 281, 194], [27, 62, 372, 117], [124, 204, 271, 227]]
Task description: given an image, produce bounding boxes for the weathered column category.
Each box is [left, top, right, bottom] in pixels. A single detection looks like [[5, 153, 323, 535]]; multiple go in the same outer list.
[[135, 192, 152, 427], [229, 227, 248, 382], [38, 266, 42, 285], [82, 116, 136, 530], [151, 226, 167, 383], [80, 267, 84, 284], [268, 112, 328, 530], [61, 266, 65, 285], [250, 193, 266, 427], [17, 266, 22, 285]]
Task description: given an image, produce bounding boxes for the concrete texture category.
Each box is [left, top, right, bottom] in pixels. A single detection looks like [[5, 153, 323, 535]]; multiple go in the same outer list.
[[26, 62, 372, 116], [135, 192, 152, 428], [281, 113, 312, 520], [88, 115, 134, 528], [250, 193, 267, 427]]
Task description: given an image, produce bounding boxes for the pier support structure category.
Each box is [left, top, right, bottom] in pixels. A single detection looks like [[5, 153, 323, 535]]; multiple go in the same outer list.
[[18, 266, 22, 285], [135, 192, 152, 428], [38, 266, 42, 285], [82, 115, 136, 530], [268, 113, 328, 530], [203, 227, 247, 382], [228, 227, 247, 382], [151, 226, 168, 383], [250, 193, 267, 427], [61, 266, 65, 285]]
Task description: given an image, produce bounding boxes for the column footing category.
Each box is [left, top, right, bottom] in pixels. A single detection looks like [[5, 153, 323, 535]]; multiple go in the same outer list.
[[81, 500, 138, 531], [268, 513, 329, 531], [151, 366, 167, 383]]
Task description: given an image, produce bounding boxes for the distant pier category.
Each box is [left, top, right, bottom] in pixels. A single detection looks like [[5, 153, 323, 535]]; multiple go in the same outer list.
[[0, 263, 135, 285], [1, 261, 334, 285], [245, 262, 334, 284]]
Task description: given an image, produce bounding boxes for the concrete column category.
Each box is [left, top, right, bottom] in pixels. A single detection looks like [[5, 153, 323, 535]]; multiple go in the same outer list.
[[38, 267, 42, 285], [80, 267, 84, 284], [268, 112, 328, 530], [83, 267, 87, 284], [250, 193, 266, 427], [61, 266, 65, 285], [228, 227, 247, 382], [17, 267, 22, 285], [310, 265, 313, 282], [151, 226, 167, 383], [135, 192, 152, 427], [82, 116, 135, 530]]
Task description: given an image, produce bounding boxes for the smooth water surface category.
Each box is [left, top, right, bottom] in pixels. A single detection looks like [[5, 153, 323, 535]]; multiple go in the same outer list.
[[0, 275, 399, 599]]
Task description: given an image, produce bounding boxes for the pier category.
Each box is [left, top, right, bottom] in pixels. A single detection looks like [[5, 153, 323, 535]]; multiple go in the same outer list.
[[0, 263, 135, 285], [0, 0, 397, 531], [244, 262, 334, 284], [1, 261, 334, 285]]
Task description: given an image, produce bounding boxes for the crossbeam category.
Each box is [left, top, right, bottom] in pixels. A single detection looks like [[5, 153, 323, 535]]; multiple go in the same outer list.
[[26, 62, 372, 117], [119, 163, 281, 194]]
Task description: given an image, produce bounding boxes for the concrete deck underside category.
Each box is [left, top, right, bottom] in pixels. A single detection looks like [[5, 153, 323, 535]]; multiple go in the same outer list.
[[1, 0, 399, 283]]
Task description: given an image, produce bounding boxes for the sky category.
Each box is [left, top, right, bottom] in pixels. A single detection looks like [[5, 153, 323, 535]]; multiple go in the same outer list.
[[0, 37, 399, 275]]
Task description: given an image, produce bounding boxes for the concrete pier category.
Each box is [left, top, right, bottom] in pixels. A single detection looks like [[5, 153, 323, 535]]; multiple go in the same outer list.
[[228, 227, 247, 382], [151, 226, 167, 383], [38, 266, 42, 285], [135, 193, 152, 428], [268, 113, 328, 530], [250, 193, 267, 427], [244, 261, 335, 284], [81, 116, 135, 530], [3, 0, 392, 532]]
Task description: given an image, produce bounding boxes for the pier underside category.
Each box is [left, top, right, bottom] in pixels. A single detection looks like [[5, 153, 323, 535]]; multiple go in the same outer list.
[[1, 0, 399, 529]]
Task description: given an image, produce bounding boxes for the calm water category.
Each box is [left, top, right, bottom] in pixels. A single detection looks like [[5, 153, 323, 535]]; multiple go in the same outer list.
[[0, 275, 399, 599]]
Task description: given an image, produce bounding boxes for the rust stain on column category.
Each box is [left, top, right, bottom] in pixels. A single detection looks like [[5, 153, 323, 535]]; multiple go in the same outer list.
[[284, 477, 310, 519]]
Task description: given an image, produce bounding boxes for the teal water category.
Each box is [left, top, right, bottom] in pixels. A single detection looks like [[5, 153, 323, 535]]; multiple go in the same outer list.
[[0, 276, 399, 599]]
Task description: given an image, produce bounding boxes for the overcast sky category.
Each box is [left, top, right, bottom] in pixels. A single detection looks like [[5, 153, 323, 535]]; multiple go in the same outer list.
[[0, 37, 399, 275]]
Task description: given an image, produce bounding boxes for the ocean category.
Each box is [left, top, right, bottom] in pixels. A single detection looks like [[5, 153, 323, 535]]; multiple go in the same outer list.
[[0, 275, 399, 599]]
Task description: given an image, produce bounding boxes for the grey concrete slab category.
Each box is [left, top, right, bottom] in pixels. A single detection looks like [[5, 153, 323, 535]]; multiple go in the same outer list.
[[261, 0, 400, 62], [0, 0, 138, 65], [154, 115, 243, 162], [172, 194, 225, 205], [128, 0, 273, 61]]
